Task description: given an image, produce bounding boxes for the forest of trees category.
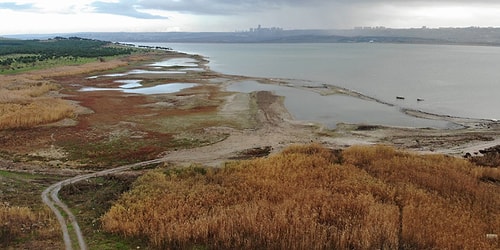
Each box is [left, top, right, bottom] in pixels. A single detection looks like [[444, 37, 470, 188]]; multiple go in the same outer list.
[[0, 37, 133, 68]]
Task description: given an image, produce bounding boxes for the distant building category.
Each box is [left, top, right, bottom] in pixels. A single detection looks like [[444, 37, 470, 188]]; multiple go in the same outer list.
[[247, 25, 283, 34]]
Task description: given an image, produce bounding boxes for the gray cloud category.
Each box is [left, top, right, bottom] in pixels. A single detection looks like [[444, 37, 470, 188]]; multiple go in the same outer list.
[[137, 0, 330, 15], [137, 0, 500, 15], [0, 2, 34, 11], [92, 0, 167, 19], [89, 0, 500, 18], [125, 0, 500, 30]]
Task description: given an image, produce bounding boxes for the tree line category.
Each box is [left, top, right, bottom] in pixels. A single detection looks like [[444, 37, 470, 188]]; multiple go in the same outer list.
[[0, 37, 133, 67]]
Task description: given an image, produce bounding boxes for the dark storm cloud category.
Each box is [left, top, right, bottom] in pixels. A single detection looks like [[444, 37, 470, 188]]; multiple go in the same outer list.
[[92, 0, 167, 19], [0, 2, 34, 11]]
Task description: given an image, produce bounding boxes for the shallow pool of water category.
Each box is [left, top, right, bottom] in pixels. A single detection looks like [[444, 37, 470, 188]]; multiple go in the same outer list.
[[127, 69, 186, 75], [124, 83, 197, 94], [87, 70, 187, 79], [80, 83, 197, 95], [227, 80, 455, 129], [150, 58, 198, 67], [115, 80, 143, 89]]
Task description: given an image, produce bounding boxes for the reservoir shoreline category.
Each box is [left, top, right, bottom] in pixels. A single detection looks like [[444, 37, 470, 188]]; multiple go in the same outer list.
[[1, 47, 498, 172]]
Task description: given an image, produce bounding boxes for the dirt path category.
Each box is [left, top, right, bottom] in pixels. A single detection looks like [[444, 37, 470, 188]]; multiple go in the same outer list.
[[41, 158, 168, 250]]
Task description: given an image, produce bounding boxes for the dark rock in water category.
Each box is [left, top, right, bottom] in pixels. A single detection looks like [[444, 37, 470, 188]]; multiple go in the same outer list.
[[396, 96, 405, 100], [417, 98, 424, 101]]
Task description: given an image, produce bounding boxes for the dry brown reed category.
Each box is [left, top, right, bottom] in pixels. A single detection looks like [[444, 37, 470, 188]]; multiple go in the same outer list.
[[0, 98, 74, 130], [0, 77, 74, 130], [102, 144, 500, 249], [0, 204, 60, 247], [473, 166, 500, 184]]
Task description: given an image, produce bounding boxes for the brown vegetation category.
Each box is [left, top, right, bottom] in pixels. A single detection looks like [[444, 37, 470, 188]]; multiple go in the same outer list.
[[0, 204, 61, 248], [0, 98, 74, 130], [101, 144, 500, 249], [0, 76, 74, 130], [0, 51, 165, 131], [470, 145, 500, 167]]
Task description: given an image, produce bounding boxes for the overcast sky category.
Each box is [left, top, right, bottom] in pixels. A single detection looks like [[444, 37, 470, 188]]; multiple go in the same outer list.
[[2, 0, 500, 35]]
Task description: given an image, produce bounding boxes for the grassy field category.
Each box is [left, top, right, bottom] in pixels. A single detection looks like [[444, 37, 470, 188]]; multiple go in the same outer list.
[[101, 144, 500, 249]]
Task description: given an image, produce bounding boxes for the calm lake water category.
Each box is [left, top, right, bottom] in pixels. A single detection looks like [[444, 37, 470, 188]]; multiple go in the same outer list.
[[139, 42, 500, 127]]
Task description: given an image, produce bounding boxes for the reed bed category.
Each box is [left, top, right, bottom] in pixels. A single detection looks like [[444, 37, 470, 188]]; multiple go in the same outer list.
[[0, 82, 58, 102], [0, 79, 74, 130], [0, 204, 60, 247], [0, 98, 74, 130], [102, 144, 500, 249]]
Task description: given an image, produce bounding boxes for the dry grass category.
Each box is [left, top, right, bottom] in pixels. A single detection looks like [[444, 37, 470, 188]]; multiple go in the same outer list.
[[0, 82, 58, 101], [471, 153, 500, 167], [343, 145, 500, 249], [0, 78, 75, 130], [0, 51, 165, 130], [0, 98, 74, 130], [101, 144, 500, 249], [473, 166, 500, 184], [0, 204, 60, 247]]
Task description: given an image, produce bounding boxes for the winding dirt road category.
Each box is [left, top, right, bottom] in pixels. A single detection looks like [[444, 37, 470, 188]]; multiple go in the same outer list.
[[41, 158, 167, 250]]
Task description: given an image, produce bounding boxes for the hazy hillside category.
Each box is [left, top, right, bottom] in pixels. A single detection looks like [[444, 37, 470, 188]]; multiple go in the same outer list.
[[6, 27, 500, 45]]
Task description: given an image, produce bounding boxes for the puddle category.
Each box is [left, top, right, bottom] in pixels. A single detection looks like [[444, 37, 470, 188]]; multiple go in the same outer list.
[[124, 83, 197, 94], [86, 58, 202, 79], [115, 80, 143, 89], [150, 58, 198, 67], [127, 69, 186, 75], [80, 87, 117, 92], [87, 70, 186, 79], [182, 67, 204, 72], [80, 83, 197, 95], [87, 73, 127, 79]]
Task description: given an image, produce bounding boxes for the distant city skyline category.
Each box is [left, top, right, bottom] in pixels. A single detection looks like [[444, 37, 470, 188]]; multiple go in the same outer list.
[[2, 0, 500, 35]]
